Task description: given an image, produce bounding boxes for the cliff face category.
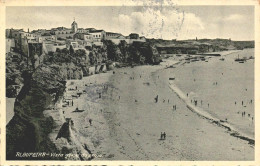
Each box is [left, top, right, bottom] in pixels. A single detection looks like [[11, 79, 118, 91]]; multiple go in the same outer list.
[[6, 41, 160, 160], [6, 64, 83, 160]]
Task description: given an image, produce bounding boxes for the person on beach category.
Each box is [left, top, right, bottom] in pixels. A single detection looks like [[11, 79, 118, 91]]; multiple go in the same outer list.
[[99, 93, 102, 98], [168, 99, 169, 103], [72, 100, 74, 106], [235, 101, 236, 105], [163, 99, 165, 103], [201, 100, 203, 105], [76, 86, 77, 90], [89, 119, 92, 126], [208, 103, 209, 108], [160, 132, 163, 140], [155, 95, 158, 103], [163, 132, 166, 140], [187, 93, 188, 97], [242, 101, 243, 105], [119, 96, 120, 100]]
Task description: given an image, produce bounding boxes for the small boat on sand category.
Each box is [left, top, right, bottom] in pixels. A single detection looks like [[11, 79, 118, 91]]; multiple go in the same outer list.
[[73, 107, 85, 112]]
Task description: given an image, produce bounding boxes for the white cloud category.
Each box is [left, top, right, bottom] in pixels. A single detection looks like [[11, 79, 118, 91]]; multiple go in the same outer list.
[[225, 14, 246, 21], [110, 7, 205, 40]]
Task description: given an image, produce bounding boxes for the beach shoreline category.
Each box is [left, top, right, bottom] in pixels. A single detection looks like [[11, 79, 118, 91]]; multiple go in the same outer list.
[[49, 50, 254, 160]]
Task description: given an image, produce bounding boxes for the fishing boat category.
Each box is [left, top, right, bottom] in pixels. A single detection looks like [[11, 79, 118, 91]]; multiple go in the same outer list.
[[235, 54, 246, 62]]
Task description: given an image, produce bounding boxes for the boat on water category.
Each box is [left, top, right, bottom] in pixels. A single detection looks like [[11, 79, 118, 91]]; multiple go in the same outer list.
[[249, 56, 254, 59], [235, 54, 246, 63], [219, 58, 225, 61]]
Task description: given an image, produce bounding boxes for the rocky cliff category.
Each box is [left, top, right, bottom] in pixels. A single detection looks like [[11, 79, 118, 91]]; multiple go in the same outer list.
[[6, 63, 84, 160]]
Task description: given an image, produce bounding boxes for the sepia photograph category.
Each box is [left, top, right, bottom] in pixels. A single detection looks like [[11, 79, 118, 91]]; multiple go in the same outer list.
[[1, 0, 259, 164]]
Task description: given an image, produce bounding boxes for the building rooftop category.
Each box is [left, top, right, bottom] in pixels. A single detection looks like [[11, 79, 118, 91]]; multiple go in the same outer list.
[[89, 29, 104, 33]]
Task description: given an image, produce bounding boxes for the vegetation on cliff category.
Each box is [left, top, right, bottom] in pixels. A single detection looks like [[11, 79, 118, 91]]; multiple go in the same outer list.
[[104, 40, 162, 65], [6, 40, 161, 160]]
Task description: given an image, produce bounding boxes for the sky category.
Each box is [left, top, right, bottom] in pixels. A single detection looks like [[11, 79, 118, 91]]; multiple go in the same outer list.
[[6, 6, 254, 41]]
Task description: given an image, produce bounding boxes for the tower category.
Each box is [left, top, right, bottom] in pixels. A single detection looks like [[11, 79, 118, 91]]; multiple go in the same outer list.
[[71, 18, 78, 33]]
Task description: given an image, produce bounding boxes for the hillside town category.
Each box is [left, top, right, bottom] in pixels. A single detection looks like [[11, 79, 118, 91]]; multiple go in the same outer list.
[[6, 18, 255, 61], [6, 19, 146, 58]]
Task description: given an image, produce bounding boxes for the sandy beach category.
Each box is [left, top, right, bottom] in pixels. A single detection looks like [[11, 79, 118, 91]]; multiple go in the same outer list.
[[6, 98, 15, 124], [60, 51, 254, 160]]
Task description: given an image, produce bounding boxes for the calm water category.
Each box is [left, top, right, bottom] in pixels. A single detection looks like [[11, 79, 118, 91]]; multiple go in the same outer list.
[[166, 49, 254, 137]]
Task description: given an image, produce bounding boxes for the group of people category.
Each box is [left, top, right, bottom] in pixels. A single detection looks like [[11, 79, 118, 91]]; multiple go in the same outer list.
[[235, 99, 253, 106], [240, 111, 253, 121], [213, 82, 218, 85], [191, 99, 208, 108], [235, 99, 254, 121]]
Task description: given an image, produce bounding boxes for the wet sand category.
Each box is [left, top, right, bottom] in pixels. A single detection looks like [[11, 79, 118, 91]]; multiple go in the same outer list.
[[62, 57, 254, 160]]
